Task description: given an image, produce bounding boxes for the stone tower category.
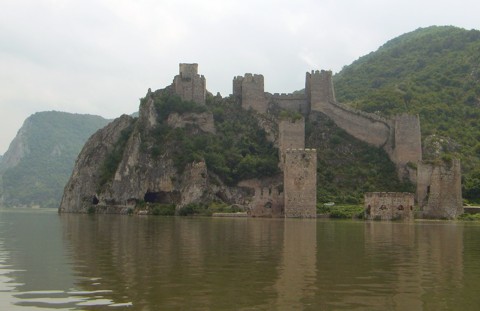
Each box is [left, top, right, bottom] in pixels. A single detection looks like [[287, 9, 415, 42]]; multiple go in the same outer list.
[[173, 63, 206, 105], [278, 117, 305, 170], [390, 114, 422, 181], [417, 159, 463, 219], [232, 74, 268, 113], [284, 148, 317, 218], [306, 70, 336, 111]]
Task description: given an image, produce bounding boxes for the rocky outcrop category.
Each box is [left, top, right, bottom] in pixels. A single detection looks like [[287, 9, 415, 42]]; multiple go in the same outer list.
[[59, 96, 254, 214], [59, 115, 135, 213]]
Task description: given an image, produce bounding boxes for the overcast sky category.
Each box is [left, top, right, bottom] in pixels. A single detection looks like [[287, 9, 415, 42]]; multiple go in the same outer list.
[[1, 0, 479, 154]]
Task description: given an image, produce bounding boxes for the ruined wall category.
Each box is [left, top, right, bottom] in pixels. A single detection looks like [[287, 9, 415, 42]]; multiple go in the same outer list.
[[307, 70, 391, 148], [364, 192, 414, 221], [233, 74, 268, 113], [417, 159, 463, 219], [238, 177, 284, 217], [306, 69, 422, 181], [284, 149, 317, 218], [173, 63, 206, 105]]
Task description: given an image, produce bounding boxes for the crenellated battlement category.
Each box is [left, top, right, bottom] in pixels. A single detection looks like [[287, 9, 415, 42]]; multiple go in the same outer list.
[[270, 93, 306, 100]]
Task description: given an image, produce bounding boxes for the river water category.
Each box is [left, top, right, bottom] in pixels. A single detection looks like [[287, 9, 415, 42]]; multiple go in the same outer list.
[[0, 208, 479, 310]]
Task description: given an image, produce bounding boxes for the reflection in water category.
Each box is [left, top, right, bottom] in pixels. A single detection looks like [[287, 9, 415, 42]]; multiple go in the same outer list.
[[272, 219, 317, 309], [2, 209, 480, 310], [62, 215, 285, 310]]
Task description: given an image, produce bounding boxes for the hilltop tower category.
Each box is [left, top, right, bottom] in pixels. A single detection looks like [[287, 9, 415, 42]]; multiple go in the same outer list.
[[306, 70, 336, 111], [173, 63, 206, 105], [232, 74, 268, 113]]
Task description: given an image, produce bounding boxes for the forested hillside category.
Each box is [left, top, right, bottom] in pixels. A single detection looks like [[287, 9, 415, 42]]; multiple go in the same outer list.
[[334, 26, 480, 202], [0, 111, 109, 208]]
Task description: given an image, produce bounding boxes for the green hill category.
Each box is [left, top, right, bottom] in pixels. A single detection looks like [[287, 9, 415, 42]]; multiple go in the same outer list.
[[334, 25, 480, 202], [0, 111, 110, 208]]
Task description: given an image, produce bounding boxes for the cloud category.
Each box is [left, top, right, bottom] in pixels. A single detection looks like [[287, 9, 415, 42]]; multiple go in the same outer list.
[[1, 0, 480, 154]]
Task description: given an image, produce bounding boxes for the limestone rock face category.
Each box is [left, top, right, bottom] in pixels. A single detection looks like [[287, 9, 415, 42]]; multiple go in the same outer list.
[[59, 97, 250, 214], [59, 115, 135, 213]]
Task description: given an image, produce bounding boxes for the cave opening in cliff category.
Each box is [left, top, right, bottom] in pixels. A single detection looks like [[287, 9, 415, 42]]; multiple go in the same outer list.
[[92, 195, 99, 205], [144, 191, 180, 204]]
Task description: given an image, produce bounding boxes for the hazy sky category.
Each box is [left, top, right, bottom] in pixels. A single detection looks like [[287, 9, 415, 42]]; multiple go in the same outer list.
[[1, 0, 479, 154]]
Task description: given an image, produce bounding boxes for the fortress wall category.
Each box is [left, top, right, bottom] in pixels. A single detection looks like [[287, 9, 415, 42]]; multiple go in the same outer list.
[[284, 149, 317, 218], [364, 192, 414, 221], [270, 95, 309, 115], [307, 70, 391, 147], [417, 159, 463, 219], [238, 178, 284, 217], [313, 100, 391, 147]]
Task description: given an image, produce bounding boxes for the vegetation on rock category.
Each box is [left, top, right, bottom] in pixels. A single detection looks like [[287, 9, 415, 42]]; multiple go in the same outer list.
[[0, 112, 109, 208]]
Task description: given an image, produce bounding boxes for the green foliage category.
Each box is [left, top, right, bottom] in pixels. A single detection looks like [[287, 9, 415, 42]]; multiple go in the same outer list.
[[279, 110, 303, 122], [317, 203, 364, 219], [308, 112, 414, 204], [144, 92, 279, 185], [152, 204, 176, 216], [0, 111, 109, 208], [334, 26, 480, 201], [177, 203, 210, 216], [458, 213, 480, 221], [152, 92, 207, 121]]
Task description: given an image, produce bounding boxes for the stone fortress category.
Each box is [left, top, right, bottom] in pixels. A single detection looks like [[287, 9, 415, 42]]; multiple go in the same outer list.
[[173, 63, 463, 219]]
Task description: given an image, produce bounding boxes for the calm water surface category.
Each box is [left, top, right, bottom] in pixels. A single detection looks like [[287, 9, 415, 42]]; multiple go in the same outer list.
[[0, 208, 479, 310]]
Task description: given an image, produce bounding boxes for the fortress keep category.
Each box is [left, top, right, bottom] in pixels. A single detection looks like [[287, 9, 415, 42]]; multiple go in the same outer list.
[[173, 63, 206, 105]]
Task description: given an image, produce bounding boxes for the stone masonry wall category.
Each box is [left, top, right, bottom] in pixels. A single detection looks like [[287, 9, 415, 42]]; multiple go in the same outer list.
[[364, 192, 414, 221], [238, 177, 284, 217], [306, 70, 336, 109], [173, 63, 206, 105], [307, 70, 391, 148], [390, 114, 422, 181], [284, 148, 317, 218], [232, 66, 422, 183], [417, 159, 463, 219], [235, 74, 268, 113], [278, 118, 305, 170], [269, 93, 309, 115]]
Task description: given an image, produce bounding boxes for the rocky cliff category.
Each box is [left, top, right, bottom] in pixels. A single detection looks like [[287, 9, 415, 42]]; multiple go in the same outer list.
[[59, 88, 272, 214]]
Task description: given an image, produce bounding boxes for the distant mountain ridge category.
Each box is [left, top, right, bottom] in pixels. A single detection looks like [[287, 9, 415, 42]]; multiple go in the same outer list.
[[0, 111, 110, 208], [334, 25, 480, 202]]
